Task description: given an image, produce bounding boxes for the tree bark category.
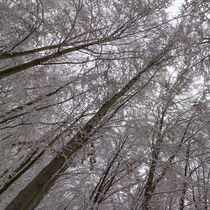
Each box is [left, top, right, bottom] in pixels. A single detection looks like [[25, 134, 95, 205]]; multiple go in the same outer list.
[[179, 143, 190, 210], [0, 38, 111, 80]]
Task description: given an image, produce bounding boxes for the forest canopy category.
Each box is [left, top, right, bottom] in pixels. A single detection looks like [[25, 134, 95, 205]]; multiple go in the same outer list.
[[0, 0, 209, 209]]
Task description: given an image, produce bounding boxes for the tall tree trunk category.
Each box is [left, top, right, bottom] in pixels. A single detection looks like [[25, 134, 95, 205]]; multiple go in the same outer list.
[[141, 110, 165, 210], [4, 45, 172, 210], [179, 143, 190, 210], [135, 107, 197, 210], [0, 38, 110, 80]]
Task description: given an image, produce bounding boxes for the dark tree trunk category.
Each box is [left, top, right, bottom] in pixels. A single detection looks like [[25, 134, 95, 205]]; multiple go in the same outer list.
[[5, 46, 172, 210]]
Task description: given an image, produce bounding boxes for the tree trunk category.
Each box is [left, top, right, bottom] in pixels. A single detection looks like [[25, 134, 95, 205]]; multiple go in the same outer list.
[[4, 46, 172, 210], [179, 143, 190, 210], [0, 38, 111, 80]]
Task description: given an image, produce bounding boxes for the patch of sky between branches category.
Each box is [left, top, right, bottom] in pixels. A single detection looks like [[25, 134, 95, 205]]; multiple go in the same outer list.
[[167, 0, 184, 18]]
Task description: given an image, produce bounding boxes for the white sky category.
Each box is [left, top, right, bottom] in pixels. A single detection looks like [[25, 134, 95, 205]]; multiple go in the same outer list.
[[167, 0, 185, 17]]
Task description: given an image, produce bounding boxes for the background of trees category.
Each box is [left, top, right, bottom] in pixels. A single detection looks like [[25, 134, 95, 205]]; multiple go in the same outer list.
[[0, 0, 209, 209]]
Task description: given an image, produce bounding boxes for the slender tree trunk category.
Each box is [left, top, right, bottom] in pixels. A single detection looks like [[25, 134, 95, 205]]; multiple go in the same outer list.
[[0, 15, 140, 80], [0, 38, 111, 80], [141, 111, 165, 210], [179, 143, 190, 210], [0, 28, 105, 61], [202, 165, 209, 210]]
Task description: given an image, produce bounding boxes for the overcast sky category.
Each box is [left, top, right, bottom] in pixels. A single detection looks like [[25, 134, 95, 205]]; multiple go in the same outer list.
[[167, 0, 184, 17]]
